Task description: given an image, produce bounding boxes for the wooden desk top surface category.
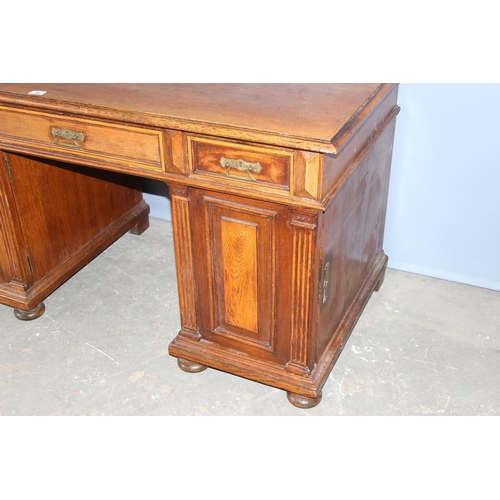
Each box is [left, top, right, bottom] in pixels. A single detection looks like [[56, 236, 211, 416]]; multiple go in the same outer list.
[[0, 83, 396, 154]]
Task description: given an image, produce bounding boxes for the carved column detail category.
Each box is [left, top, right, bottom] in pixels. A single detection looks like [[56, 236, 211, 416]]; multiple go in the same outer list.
[[169, 184, 198, 336], [286, 211, 318, 375]]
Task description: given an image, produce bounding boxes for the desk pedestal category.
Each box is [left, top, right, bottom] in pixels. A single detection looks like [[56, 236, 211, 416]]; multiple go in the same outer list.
[[0, 152, 149, 318], [168, 119, 395, 408]]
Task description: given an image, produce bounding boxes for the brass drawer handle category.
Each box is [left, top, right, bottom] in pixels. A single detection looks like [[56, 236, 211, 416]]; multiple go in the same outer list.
[[51, 127, 86, 149], [220, 157, 262, 182]]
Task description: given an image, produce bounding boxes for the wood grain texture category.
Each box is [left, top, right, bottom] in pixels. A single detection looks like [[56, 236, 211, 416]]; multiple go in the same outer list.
[[0, 152, 149, 313], [0, 106, 165, 172], [220, 217, 259, 333], [189, 189, 283, 359], [0, 84, 400, 407], [0, 153, 32, 291], [169, 185, 199, 337], [168, 250, 389, 407], [188, 135, 292, 190], [294, 151, 323, 200], [164, 130, 185, 175], [316, 119, 397, 361], [167, 84, 399, 407], [0, 83, 395, 153], [287, 211, 319, 375]]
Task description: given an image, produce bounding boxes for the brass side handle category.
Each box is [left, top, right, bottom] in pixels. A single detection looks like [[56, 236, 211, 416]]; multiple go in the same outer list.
[[321, 261, 330, 304], [219, 157, 262, 182], [51, 127, 85, 149]]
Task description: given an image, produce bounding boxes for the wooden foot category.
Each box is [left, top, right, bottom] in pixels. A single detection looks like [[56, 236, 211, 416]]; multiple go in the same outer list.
[[14, 302, 46, 321], [287, 391, 322, 409], [129, 211, 150, 235], [177, 358, 207, 373]]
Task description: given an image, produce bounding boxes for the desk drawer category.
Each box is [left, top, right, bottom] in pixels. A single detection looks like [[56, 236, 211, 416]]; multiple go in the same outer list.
[[188, 135, 292, 191], [0, 107, 165, 172]]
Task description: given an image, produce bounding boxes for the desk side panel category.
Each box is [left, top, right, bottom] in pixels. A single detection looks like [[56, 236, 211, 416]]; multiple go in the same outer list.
[[316, 118, 397, 360]]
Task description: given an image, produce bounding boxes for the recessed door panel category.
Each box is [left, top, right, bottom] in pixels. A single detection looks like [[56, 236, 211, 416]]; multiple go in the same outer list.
[[191, 189, 291, 361], [219, 216, 260, 333]]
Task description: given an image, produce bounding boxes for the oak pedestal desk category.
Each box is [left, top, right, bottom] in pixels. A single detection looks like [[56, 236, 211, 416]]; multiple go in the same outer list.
[[0, 84, 399, 408]]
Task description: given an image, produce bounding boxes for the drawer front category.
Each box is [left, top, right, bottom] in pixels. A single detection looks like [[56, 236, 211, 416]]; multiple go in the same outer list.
[[0, 107, 165, 172], [188, 135, 293, 191]]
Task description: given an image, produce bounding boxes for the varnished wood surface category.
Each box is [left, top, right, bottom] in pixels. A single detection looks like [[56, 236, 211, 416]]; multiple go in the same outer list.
[[0, 152, 149, 312], [0, 84, 400, 408], [190, 189, 287, 363], [188, 135, 292, 190], [0, 83, 394, 153], [0, 106, 165, 171]]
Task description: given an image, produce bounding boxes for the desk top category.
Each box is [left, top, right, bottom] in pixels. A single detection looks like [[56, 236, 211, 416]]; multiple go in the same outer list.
[[0, 83, 396, 154]]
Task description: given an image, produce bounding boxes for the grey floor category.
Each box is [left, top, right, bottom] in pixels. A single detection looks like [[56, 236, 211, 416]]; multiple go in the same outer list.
[[1, 217, 499, 416]]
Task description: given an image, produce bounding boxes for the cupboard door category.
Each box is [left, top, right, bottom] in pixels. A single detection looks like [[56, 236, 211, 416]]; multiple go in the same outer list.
[[190, 188, 291, 363]]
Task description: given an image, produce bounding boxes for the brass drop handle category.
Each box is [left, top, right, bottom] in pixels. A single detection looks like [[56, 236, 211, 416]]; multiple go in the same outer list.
[[51, 127, 85, 149], [220, 157, 262, 182]]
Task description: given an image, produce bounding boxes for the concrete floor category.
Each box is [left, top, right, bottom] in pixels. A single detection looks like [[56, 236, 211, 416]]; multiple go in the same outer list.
[[1, 217, 499, 416]]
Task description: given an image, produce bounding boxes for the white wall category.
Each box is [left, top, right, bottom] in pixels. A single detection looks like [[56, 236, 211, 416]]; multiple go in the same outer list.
[[384, 84, 500, 291], [143, 84, 500, 291]]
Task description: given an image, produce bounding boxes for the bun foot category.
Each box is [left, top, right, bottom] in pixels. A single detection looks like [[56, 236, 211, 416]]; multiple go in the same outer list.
[[287, 391, 322, 409], [177, 358, 207, 373], [14, 302, 46, 321]]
